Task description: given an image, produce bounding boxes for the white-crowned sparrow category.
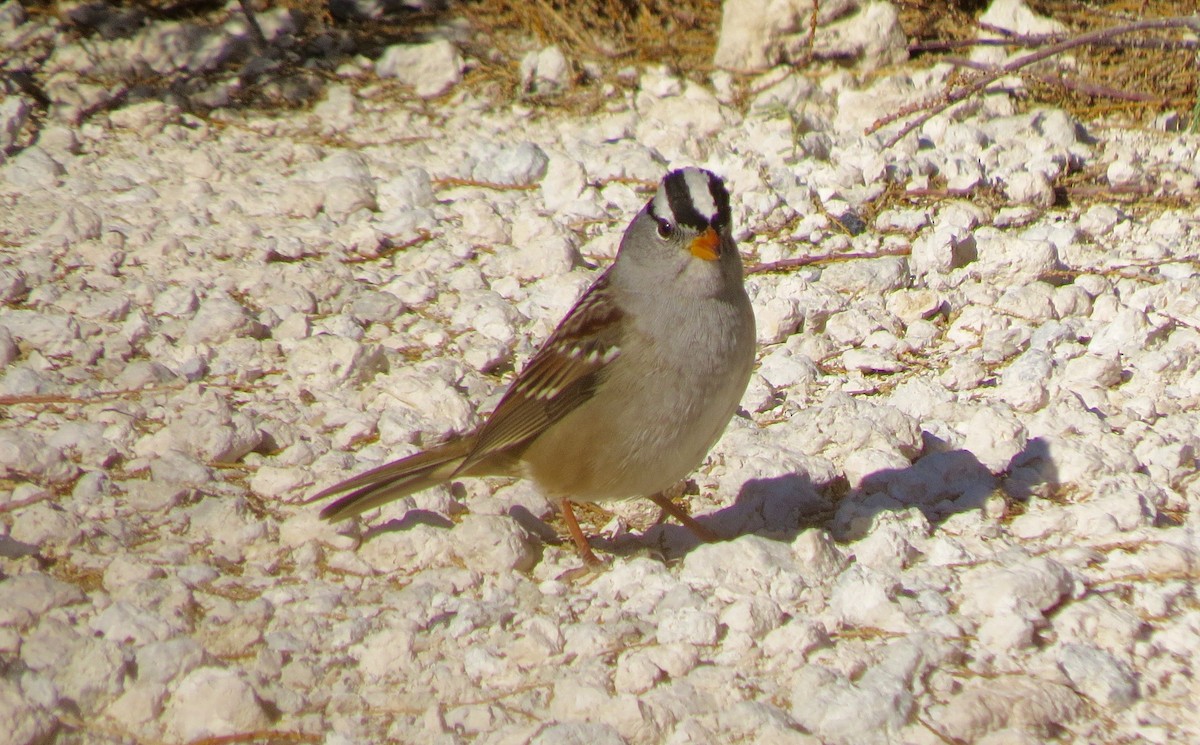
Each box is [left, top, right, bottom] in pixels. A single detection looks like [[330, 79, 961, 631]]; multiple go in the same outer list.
[[309, 167, 756, 564]]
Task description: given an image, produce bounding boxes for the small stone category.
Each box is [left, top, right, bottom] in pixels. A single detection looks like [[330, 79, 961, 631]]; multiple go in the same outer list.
[[0, 678, 55, 745], [3, 147, 64, 188], [284, 335, 387, 383], [472, 142, 549, 186], [375, 39, 463, 97], [0, 430, 79, 484], [451, 514, 537, 573], [910, 227, 972, 275], [960, 556, 1072, 619], [0, 572, 84, 625], [656, 606, 719, 646], [183, 295, 266, 344], [379, 167, 435, 210], [0, 95, 31, 150], [164, 667, 271, 742], [1057, 644, 1138, 710], [932, 675, 1082, 742], [520, 45, 571, 93]]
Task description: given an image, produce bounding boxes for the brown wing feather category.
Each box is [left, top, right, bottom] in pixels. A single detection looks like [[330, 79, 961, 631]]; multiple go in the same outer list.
[[455, 271, 624, 474], [307, 437, 475, 521]]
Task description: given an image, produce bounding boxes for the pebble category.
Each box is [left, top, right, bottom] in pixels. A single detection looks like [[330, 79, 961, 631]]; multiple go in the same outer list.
[[1057, 643, 1138, 710], [375, 38, 463, 97], [164, 667, 272, 741]]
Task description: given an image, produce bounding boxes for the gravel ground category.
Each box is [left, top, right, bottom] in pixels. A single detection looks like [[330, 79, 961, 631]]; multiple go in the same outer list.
[[2, 3, 1200, 744]]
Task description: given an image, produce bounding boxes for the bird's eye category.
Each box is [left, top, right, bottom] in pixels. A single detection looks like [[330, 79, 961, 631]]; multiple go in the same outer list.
[[655, 218, 674, 239]]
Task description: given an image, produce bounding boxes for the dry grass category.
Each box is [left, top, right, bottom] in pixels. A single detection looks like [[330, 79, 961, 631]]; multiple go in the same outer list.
[[24, 0, 1194, 131]]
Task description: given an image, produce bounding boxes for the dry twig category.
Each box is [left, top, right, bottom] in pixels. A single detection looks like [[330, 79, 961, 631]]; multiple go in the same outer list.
[[873, 15, 1200, 147], [747, 245, 910, 275]]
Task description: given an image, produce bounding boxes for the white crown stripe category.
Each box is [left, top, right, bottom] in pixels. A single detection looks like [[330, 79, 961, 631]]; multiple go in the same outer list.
[[682, 169, 718, 222]]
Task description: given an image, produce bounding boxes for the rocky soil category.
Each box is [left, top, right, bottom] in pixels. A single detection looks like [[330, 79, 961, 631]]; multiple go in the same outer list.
[[1, 1, 1199, 743]]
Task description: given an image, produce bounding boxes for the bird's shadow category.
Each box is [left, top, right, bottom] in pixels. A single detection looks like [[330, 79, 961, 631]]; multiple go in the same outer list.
[[354, 437, 1058, 565], [617, 434, 1059, 561]]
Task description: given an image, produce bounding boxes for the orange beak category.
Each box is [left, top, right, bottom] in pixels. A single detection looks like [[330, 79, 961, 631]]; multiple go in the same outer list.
[[689, 227, 720, 261]]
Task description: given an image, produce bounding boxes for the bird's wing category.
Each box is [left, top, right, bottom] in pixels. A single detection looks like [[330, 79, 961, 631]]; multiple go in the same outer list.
[[456, 270, 624, 474]]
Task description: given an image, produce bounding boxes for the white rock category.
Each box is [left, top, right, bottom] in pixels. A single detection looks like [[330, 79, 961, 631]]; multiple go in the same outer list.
[[1078, 204, 1123, 236], [284, 334, 387, 382], [842, 347, 901, 373], [90, 601, 174, 645], [451, 515, 537, 573], [976, 612, 1036, 653], [358, 524, 455, 572], [135, 397, 262, 463], [974, 230, 1059, 281], [962, 405, 1028, 472], [164, 667, 271, 742], [183, 294, 265, 344], [137, 638, 208, 681], [714, 0, 857, 71], [249, 464, 307, 498], [886, 289, 942, 323], [0, 572, 84, 625], [720, 595, 784, 638], [104, 681, 167, 738], [614, 648, 666, 694], [680, 536, 807, 603], [791, 529, 849, 582], [44, 204, 103, 244], [636, 81, 729, 155], [0, 431, 78, 484], [376, 39, 463, 97], [828, 565, 910, 632], [0, 95, 31, 150], [995, 349, 1051, 412], [1106, 158, 1140, 187], [455, 199, 510, 243], [379, 167, 434, 210], [979, 0, 1067, 38], [0, 310, 80, 356], [271, 311, 312, 340], [506, 214, 578, 279], [751, 282, 804, 344], [0, 678, 56, 745], [656, 606, 719, 646], [3, 146, 63, 188], [932, 676, 1081, 742], [323, 176, 377, 219], [1002, 171, 1054, 207], [1057, 644, 1138, 710], [472, 142, 549, 186], [910, 226, 972, 275], [757, 346, 819, 389], [22, 618, 126, 712], [520, 45, 571, 93], [1088, 307, 1154, 357], [788, 639, 927, 744], [810, 1, 908, 71], [0, 268, 27, 304], [959, 556, 1071, 619], [819, 257, 907, 295], [540, 151, 587, 212], [530, 722, 624, 745]]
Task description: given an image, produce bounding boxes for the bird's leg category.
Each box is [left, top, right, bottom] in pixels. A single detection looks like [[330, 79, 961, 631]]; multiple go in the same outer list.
[[648, 492, 721, 543], [559, 498, 602, 566]]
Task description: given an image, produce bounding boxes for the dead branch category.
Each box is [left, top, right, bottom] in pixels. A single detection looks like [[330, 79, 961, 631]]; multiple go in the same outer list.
[[944, 56, 1165, 103], [873, 15, 1200, 148], [747, 245, 910, 275]]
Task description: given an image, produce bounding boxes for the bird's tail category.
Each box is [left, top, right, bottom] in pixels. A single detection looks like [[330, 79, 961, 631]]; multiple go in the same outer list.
[[306, 437, 476, 521]]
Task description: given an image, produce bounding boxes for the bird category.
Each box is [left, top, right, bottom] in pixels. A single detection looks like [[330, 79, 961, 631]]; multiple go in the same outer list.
[[308, 167, 757, 565]]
